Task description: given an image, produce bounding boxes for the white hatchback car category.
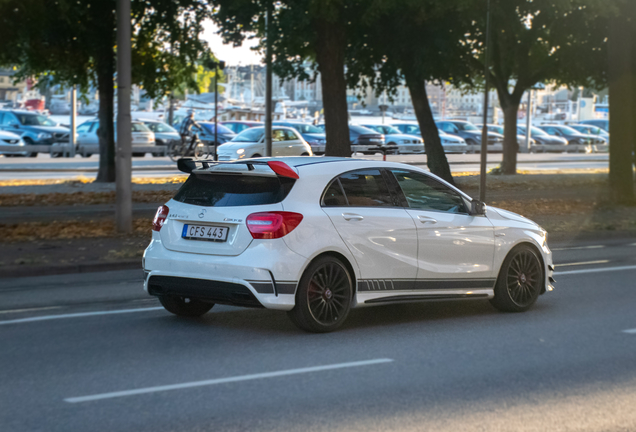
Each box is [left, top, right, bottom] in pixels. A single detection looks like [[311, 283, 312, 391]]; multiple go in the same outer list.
[[217, 126, 313, 161], [144, 157, 554, 332]]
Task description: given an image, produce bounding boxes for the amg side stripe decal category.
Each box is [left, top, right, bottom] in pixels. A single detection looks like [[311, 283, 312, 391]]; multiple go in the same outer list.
[[358, 279, 496, 292]]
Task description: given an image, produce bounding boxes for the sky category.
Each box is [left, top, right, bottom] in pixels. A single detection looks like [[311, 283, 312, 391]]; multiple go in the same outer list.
[[202, 21, 262, 66]]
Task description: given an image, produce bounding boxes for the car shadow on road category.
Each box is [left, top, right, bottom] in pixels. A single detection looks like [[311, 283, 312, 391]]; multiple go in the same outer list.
[[150, 299, 553, 335]]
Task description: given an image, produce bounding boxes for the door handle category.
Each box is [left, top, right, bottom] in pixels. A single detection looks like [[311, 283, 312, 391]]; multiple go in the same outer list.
[[417, 215, 437, 224], [342, 213, 364, 221]]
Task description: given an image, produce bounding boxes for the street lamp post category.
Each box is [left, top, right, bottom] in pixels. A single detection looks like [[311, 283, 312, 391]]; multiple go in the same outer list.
[[115, 0, 132, 233], [206, 59, 226, 161], [479, 0, 492, 203]]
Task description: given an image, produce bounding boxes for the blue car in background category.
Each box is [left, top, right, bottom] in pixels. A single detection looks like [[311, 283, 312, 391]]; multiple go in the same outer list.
[[197, 122, 237, 146], [273, 121, 326, 154]]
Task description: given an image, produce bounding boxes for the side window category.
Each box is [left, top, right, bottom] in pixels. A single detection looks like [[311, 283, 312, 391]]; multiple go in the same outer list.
[[406, 125, 420, 134], [284, 129, 299, 141], [0, 113, 4, 125], [89, 122, 99, 132], [338, 169, 393, 208], [391, 169, 467, 214], [2, 113, 18, 126], [76, 123, 91, 133], [272, 129, 285, 142], [322, 179, 348, 207]]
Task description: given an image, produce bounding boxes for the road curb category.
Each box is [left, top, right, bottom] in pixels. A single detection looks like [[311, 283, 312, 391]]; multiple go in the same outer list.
[[0, 260, 141, 279]]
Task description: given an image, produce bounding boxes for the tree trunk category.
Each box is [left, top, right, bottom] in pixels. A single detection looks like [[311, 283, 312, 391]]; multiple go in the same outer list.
[[608, 12, 636, 203], [95, 52, 116, 183], [314, 17, 350, 157], [403, 70, 454, 185], [500, 103, 520, 175]]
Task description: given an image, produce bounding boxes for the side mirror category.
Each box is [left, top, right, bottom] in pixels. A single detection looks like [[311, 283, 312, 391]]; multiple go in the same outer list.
[[471, 200, 487, 216]]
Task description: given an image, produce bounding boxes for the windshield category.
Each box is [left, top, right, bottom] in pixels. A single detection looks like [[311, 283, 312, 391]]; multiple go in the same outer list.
[[200, 122, 234, 135], [455, 122, 479, 131], [556, 126, 581, 135], [174, 174, 295, 207], [519, 126, 548, 136], [350, 125, 377, 134], [131, 123, 151, 132], [232, 127, 265, 142], [279, 123, 323, 134], [146, 122, 176, 133], [16, 114, 57, 126]]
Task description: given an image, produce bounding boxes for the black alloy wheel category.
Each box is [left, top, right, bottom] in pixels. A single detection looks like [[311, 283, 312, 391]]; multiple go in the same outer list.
[[491, 244, 544, 312], [288, 256, 352, 333], [159, 295, 214, 317]]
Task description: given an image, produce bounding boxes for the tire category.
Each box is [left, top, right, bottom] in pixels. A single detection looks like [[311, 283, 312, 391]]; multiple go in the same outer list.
[[301, 152, 310, 156], [168, 141, 182, 162], [490, 244, 544, 313], [251, 153, 262, 158], [287, 256, 353, 333], [133, 153, 145, 157], [159, 295, 214, 317], [466, 139, 478, 153], [23, 138, 37, 157], [82, 153, 92, 158]]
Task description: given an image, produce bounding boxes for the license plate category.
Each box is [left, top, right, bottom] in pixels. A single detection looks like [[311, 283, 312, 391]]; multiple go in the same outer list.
[[182, 224, 229, 242]]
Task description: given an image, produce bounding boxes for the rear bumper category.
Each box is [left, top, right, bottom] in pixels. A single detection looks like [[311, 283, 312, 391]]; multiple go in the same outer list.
[[143, 237, 306, 310]]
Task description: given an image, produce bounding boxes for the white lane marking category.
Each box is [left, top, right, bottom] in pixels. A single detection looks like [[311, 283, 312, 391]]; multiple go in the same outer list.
[[65, 358, 395, 403], [0, 307, 164, 326], [623, 328, 636, 334], [0, 306, 62, 315], [556, 265, 636, 276], [552, 245, 606, 251], [555, 260, 610, 267]]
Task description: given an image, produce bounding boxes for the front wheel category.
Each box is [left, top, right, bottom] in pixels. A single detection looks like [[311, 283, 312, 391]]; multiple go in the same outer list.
[[159, 295, 214, 317], [490, 244, 543, 312], [287, 256, 353, 333]]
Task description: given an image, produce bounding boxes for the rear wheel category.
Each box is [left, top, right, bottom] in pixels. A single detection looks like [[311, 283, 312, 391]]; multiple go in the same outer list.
[[287, 256, 353, 333], [159, 295, 214, 317], [24, 138, 37, 157], [490, 244, 543, 312]]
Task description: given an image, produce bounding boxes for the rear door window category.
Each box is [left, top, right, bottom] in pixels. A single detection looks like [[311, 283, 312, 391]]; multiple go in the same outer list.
[[337, 169, 393, 207], [173, 174, 295, 207]]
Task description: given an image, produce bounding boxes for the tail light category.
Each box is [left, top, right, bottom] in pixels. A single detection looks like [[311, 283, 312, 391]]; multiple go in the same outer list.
[[152, 205, 169, 232], [246, 212, 303, 239]]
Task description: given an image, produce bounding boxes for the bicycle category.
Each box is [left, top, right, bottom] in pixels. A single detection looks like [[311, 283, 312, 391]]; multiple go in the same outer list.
[[168, 133, 206, 162]]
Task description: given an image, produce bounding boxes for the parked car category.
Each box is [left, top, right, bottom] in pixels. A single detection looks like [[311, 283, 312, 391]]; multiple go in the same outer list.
[[391, 122, 468, 153], [536, 124, 604, 153], [196, 122, 237, 146], [477, 124, 536, 152], [516, 126, 570, 153], [219, 121, 263, 135], [579, 119, 609, 132], [144, 157, 554, 332], [436, 120, 503, 153], [349, 125, 386, 154], [360, 124, 425, 154], [273, 121, 326, 154], [0, 129, 27, 157], [570, 124, 610, 152], [0, 109, 69, 157], [139, 119, 180, 146], [76, 120, 156, 157], [217, 126, 313, 160]]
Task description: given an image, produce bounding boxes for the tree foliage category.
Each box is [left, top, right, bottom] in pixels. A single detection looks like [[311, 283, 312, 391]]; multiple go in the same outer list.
[[0, 0, 212, 181], [464, 0, 610, 174]]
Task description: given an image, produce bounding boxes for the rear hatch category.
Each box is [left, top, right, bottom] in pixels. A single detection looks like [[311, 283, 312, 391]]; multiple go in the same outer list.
[[160, 162, 296, 256]]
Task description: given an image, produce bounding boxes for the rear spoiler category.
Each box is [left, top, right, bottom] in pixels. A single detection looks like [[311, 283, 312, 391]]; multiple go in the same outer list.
[[177, 158, 299, 179]]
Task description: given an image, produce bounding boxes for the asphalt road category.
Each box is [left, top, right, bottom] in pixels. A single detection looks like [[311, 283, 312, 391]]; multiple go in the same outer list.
[[0, 152, 609, 180], [1, 238, 635, 431]]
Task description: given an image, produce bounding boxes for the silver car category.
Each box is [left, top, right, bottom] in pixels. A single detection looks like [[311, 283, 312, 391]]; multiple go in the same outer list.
[[0, 129, 27, 156], [76, 120, 155, 157]]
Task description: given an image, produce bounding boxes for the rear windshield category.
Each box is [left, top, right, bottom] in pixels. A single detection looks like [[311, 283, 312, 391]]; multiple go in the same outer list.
[[173, 174, 295, 207]]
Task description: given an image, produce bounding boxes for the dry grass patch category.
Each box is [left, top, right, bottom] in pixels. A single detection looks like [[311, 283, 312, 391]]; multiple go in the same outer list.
[[1, 218, 152, 242]]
